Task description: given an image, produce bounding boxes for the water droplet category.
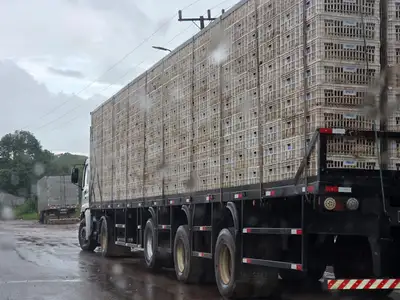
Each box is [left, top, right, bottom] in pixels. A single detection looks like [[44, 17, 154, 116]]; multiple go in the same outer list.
[[33, 163, 45, 176], [1, 206, 14, 220], [111, 263, 123, 275]]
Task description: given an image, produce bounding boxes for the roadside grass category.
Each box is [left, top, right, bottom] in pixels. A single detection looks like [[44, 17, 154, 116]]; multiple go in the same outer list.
[[13, 200, 38, 221], [17, 212, 38, 220]]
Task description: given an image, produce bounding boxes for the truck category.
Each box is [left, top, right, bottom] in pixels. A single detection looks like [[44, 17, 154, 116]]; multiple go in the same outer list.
[[37, 175, 79, 224], [71, 0, 400, 298]]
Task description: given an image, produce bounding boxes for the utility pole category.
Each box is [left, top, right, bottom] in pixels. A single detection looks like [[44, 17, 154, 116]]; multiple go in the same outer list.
[[178, 9, 225, 30]]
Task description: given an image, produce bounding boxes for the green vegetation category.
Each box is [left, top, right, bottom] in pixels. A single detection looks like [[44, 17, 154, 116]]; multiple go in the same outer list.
[[0, 130, 87, 217], [13, 199, 38, 220]]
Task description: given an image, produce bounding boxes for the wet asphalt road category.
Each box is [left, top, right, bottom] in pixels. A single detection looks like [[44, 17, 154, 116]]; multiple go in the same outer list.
[[0, 221, 400, 300]]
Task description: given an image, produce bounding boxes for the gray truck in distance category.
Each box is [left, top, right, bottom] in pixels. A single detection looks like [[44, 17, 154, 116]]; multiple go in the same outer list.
[[37, 175, 79, 224]]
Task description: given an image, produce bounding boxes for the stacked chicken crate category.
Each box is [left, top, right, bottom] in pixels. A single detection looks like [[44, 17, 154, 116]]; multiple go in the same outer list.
[[113, 88, 128, 201], [388, 0, 400, 168], [127, 76, 146, 200], [262, 0, 383, 182], [163, 42, 193, 195]]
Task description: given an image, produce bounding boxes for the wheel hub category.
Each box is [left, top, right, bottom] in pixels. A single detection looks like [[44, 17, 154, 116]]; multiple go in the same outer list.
[[146, 231, 153, 260], [176, 240, 185, 273], [219, 245, 232, 285]]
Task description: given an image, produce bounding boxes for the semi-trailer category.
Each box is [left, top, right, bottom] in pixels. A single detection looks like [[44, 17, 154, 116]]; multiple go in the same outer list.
[[71, 0, 400, 298], [37, 175, 79, 224]]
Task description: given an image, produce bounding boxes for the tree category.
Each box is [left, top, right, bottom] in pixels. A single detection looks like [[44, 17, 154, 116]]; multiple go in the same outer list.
[[0, 130, 87, 199]]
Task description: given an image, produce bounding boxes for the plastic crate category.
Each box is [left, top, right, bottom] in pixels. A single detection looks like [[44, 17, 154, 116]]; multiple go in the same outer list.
[[280, 46, 303, 75], [301, 84, 369, 108], [258, 0, 281, 26], [264, 141, 282, 164], [259, 37, 281, 62], [306, 0, 380, 18], [263, 121, 282, 142], [308, 107, 378, 131], [261, 81, 282, 104], [263, 163, 281, 182], [280, 26, 302, 54], [306, 15, 380, 42], [387, 43, 400, 66], [307, 38, 380, 65], [388, 0, 400, 21], [303, 61, 380, 87]]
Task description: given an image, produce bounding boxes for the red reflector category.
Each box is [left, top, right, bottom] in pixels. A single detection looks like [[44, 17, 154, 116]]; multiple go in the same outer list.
[[319, 128, 332, 134], [296, 265, 302, 271], [325, 186, 339, 193], [307, 186, 314, 192], [296, 229, 303, 235]]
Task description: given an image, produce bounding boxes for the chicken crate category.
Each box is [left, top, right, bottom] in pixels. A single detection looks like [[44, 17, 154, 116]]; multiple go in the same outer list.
[[306, 15, 380, 42], [387, 43, 400, 65], [259, 37, 281, 62], [307, 38, 381, 66], [388, 21, 400, 46], [301, 61, 380, 87], [301, 84, 369, 108], [258, 0, 281, 27], [307, 107, 379, 131], [279, 46, 303, 75], [306, 0, 380, 19], [260, 81, 282, 104], [280, 26, 302, 54], [264, 140, 282, 164], [279, 158, 319, 181], [388, 0, 400, 22], [263, 120, 282, 142]]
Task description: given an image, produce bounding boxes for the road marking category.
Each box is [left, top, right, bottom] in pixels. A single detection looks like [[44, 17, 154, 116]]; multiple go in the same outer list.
[[0, 279, 82, 284]]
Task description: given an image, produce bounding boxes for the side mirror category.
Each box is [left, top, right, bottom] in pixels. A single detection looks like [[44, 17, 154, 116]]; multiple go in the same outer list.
[[71, 167, 79, 184]]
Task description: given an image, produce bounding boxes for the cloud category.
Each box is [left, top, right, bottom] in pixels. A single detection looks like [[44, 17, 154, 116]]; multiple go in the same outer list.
[[47, 67, 84, 79], [0, 0, 239, 153], [0, 60, 105, 154]]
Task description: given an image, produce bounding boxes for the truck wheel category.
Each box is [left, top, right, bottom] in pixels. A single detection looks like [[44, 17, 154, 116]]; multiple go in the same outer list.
[[214, 228, 251, 299], [99, 217, 131, 257], [144, 218, 161, 270], [173, 225, 202, 283], [78, 218, 97, 251]]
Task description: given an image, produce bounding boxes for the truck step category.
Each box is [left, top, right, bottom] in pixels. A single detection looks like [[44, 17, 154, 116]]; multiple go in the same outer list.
[[115, 241, 126, 246], [193, 226, 212, 232], [242, 228, 302, 235], [115, 241, 143, 251], [324, 279, 400, 290], [242, 257, 302, 271], [158, 224, 171, 230], [192, 251, 212, 259], [115, 224, 125, 228]]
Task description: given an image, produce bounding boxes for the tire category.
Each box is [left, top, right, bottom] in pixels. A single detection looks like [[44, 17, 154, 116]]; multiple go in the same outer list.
[[99, 217, 131, 257], [173, 225, 202, 283], [78, 218, 97, 251], [144, 218, 161, 270], [214, 228, 251, 299]]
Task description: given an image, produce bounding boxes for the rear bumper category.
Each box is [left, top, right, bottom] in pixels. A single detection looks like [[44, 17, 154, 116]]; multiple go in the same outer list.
[[324, 279, 400, 290]]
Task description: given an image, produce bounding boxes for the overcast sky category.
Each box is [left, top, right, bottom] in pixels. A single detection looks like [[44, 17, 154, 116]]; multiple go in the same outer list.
[[0, 0, 238, 155]]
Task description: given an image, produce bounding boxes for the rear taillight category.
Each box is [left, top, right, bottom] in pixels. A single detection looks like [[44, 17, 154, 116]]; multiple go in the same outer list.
[[346, 198, 359, 211], [324, 197, 336, 211]]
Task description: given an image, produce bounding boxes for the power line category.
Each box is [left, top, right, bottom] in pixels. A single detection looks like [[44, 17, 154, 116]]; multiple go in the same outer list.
[[21, 0, 204, 131], [34, 0, 234, 133], [48, 24, 195, 133]]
